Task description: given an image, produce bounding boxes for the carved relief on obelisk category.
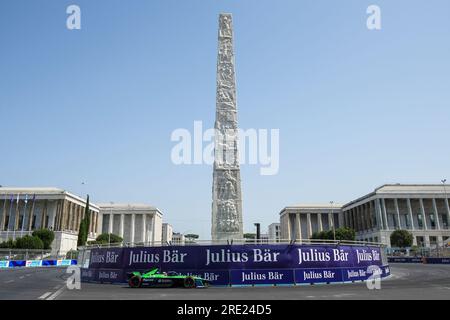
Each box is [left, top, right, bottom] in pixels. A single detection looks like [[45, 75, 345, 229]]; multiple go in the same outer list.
[[211, 13, 243, 241]]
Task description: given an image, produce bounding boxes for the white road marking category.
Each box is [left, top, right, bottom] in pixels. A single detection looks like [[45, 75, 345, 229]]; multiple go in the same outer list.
[[38, 292, 52, 300], [19, 276, 25, 279], [26, 274, 31, 277], [46, 286, 66, 300], [4, 280, 14, 283], [53, 285, 59, 289]]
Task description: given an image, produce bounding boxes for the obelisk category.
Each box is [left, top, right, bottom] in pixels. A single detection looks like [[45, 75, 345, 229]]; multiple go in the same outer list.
[[211, 13, 244, 241]]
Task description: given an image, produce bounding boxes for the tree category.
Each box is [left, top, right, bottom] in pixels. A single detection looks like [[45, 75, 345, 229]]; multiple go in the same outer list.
[[309, 228, 355, 241], [0, 239, 16, 249], [77, 219, 86, 247], [77, 195, 91, 247], [334, 228, 356, 241], [185, 234, 199, 242], [390, 230, 413, 248], [32, 229, 55, 250], [15, 235, 44, 250], [243, 233, 256, 239], [94, 233, 123, 244]]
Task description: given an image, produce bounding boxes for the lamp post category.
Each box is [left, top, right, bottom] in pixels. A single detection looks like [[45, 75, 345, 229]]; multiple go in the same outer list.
[[254, 223, 261, 244], [109, 201, 114, 246], [330, 201, 336, 242], [442, 179, 448, 229]]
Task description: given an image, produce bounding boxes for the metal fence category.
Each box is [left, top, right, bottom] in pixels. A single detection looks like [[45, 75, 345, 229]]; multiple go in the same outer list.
[[0, 249, 78, 261], [79, 238, 386, 250]]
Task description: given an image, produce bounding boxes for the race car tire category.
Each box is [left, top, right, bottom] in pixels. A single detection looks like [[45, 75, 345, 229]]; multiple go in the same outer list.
[[184, 276, 196, 289], [128, 276, 142, 288]]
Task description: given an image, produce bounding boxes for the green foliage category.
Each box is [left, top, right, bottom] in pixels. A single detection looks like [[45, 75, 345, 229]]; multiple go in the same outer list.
[[15, 235, 44, 249], [390, 229, 414, 248], [243, 233, 256, 239], [185, 234, 199, 240], [334, 228, 356, 241], [32, 229, 55, 250], [0, 239, 16, 249], [77, 195, 90, 247], [95, 233, 123, 244], [77, 218, 86, 247], [66, 249, 79, 259], [310, 228, 356, 241]]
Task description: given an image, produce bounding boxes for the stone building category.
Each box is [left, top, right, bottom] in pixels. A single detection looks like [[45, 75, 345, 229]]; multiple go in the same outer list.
[[99, 203, 163, 245], [280, 203, 343, 241], [342, 184, 450, 247], [0, 187, 100, 255], [280, 184, 450, 248], [162, 223, 173, 244]]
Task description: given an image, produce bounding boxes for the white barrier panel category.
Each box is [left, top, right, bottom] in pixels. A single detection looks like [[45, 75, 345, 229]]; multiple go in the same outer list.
[[0, 261, 9, 268], [26, 260, 43, 267], [56, 259, 72, 266]]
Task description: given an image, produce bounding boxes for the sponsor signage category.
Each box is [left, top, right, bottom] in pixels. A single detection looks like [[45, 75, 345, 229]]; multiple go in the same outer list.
[[26, 260, 42, 267], [84, 244, 389, 285], [56, 259, 74, 266], [230, 269, 294, 285], [89, 244, 383, 270], [294, 268, 343, 284], [0, 261, 9, 268]]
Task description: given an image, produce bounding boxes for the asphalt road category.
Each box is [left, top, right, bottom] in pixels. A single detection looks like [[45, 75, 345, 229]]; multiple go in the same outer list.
[[1, 264, 449, 300]]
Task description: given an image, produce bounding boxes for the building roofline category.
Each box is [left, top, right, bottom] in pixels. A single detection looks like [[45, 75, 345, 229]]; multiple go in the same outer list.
[[0, 187, 99, 210], [342, 183, 449, 208]]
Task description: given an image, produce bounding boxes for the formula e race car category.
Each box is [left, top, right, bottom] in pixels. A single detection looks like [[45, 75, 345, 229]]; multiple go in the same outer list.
[[126, 267, 209, 288]]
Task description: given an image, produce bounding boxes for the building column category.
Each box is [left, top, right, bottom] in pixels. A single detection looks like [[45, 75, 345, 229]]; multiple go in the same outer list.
[[108, 213, 113, 234], [445, 197, 450, 229], [41, 200, 48, 230], [295, 213, 302, 241], [306, 213, 312, 239], [142, 214, 147, 243], [328, 213, 334, 232], [424, 235, 430, 247], [406, 198, 415, 230], [338, 212, 343, 229], [375, 199, 383, 230], [317, 213, 323, 232], [0, 200, 6, 231], [285, 214, 291, 240], [419, 199, 428, 230], [94, 212, 98, 234], [119, 214, 124, 238], [432, 198, 441, 230], [131, 213, 136, 244], [381, 198, 389, 230], [394, 198, 402, 229], [149, 215, 155, 244]]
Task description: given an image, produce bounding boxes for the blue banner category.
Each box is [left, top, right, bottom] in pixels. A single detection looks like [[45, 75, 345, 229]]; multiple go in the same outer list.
[[83, 244, 390, 286], [89, 244, 384, 270]]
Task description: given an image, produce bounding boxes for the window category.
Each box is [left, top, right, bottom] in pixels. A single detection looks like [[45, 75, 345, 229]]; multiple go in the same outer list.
[[417, 214, 423, 228], [4, 217, 9, 231], [430, 214, 436, 228], [416, 236, 424, 247], [443, 215, 449, 229]]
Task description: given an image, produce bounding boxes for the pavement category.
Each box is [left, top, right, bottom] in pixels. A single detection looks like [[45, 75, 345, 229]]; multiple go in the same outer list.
[[0, 264, 449, 300]]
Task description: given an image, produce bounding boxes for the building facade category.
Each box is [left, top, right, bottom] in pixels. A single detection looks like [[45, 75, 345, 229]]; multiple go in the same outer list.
[[172, 232, 185, 245], [0, 188, 100, 255], [280, 204, 343, 241], [162, 223, 173, 244], [99, 203, 163, 245], [279, 184, 450, 248], [341, 184, 450, 247], [268, 223, 281, 242]]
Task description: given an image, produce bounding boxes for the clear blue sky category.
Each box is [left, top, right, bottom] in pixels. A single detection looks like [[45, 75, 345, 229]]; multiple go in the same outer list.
[[1, 0, 450, 239]]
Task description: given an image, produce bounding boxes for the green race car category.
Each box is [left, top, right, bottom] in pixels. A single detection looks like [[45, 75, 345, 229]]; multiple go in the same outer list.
[[126, 267, 210, 288]]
